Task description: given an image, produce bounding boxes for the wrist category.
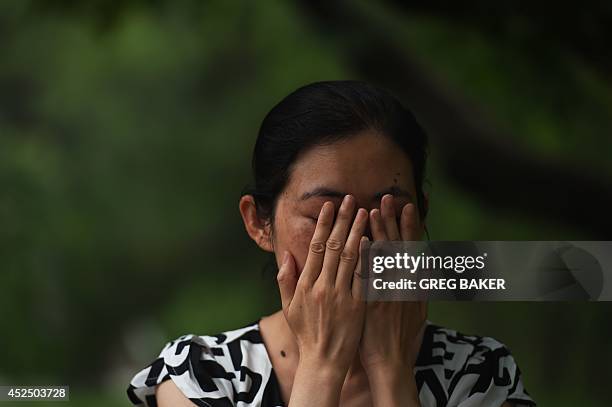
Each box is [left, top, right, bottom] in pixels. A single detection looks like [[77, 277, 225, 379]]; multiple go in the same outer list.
[[297, 356, 348, 384], [290, 357, 348, 406], [366, 364, 420, 407], [364, 360, 413, 380]]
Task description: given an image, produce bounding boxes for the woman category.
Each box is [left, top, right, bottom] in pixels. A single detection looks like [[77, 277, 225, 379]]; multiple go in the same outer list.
[[127, 81, 536, 406]]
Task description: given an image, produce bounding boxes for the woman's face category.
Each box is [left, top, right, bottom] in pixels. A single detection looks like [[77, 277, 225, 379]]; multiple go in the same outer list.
[[270, 130, 423, 275]]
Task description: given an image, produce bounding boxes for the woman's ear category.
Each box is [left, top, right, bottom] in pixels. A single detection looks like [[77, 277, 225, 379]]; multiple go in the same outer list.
[[239, 195, 274, 252]]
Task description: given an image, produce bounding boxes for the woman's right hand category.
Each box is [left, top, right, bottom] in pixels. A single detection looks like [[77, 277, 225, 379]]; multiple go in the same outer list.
[[276, 194, 368, 405]]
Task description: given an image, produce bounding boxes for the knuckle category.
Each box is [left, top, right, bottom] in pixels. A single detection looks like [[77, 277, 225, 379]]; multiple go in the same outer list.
[[312, 285, 328, 302], [309, 241, 326, 254], [336, 208, 350, 220], [325, 238, 343, 252], [340, 249, 356, 263], [351, 299, 365, 311], [318, 216, 332, 227]]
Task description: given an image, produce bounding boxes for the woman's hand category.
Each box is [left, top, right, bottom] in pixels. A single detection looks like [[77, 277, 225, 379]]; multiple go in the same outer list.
[[276, 195, 368, 407], [360, 194, 427, 407]]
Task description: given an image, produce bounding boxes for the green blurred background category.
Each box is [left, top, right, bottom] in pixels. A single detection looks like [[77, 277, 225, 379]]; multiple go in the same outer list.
[[1, 0, 611, 405]]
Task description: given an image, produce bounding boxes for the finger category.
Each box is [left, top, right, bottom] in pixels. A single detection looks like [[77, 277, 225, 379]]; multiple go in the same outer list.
[[277, 251, 297, 312], [336, 208, 368, 289], [351, 236, 369, 300], [300, 201, 335, 286], [319, 194, 356, 285], [400, 203, 419, 241], [381, 194, 400, 240], [369, 208, 387, 241]]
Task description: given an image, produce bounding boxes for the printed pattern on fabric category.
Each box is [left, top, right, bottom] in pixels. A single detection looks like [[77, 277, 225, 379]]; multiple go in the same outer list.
[[127, 321, 536, 407]]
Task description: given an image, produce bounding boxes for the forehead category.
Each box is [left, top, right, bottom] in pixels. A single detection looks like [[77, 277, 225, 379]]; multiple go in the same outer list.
[[285, 131, 415, 199]]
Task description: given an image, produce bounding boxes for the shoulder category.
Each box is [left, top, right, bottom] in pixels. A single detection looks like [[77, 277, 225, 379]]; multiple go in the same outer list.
[[156, 380, 198, 407], [127, 321, 283, 407], [415, 322, 536, 407]]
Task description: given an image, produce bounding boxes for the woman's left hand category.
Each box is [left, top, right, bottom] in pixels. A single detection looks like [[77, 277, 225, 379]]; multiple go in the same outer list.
[[359, 194, 427, 406]]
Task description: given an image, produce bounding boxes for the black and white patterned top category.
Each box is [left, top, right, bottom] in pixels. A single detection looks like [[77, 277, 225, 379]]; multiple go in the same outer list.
[[127, 320, 536, 407]]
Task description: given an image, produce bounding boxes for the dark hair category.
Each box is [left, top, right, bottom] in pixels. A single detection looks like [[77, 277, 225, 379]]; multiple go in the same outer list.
[[243, 80, 428, 228]]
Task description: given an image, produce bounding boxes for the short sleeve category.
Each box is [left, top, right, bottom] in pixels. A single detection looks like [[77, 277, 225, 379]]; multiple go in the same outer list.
[[127, 334, 235, 407], [448, 337, 536, 407]]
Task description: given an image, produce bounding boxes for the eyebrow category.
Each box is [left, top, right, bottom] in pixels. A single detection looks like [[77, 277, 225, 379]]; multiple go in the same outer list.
[[299, 185, 414, 202]]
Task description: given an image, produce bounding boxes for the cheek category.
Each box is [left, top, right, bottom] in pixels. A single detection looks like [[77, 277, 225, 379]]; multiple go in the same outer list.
[[286, 220, 316, 274]]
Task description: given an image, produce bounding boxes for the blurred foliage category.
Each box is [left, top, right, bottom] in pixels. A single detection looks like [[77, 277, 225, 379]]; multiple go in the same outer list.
[[0, 1, 610, 406]]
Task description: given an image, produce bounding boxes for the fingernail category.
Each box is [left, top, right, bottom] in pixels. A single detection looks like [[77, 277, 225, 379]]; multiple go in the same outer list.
[[282, 251, 290, 265]]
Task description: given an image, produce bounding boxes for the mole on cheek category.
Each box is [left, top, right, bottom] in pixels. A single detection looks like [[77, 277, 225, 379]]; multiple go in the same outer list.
[[280, 350, 286, 357]]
